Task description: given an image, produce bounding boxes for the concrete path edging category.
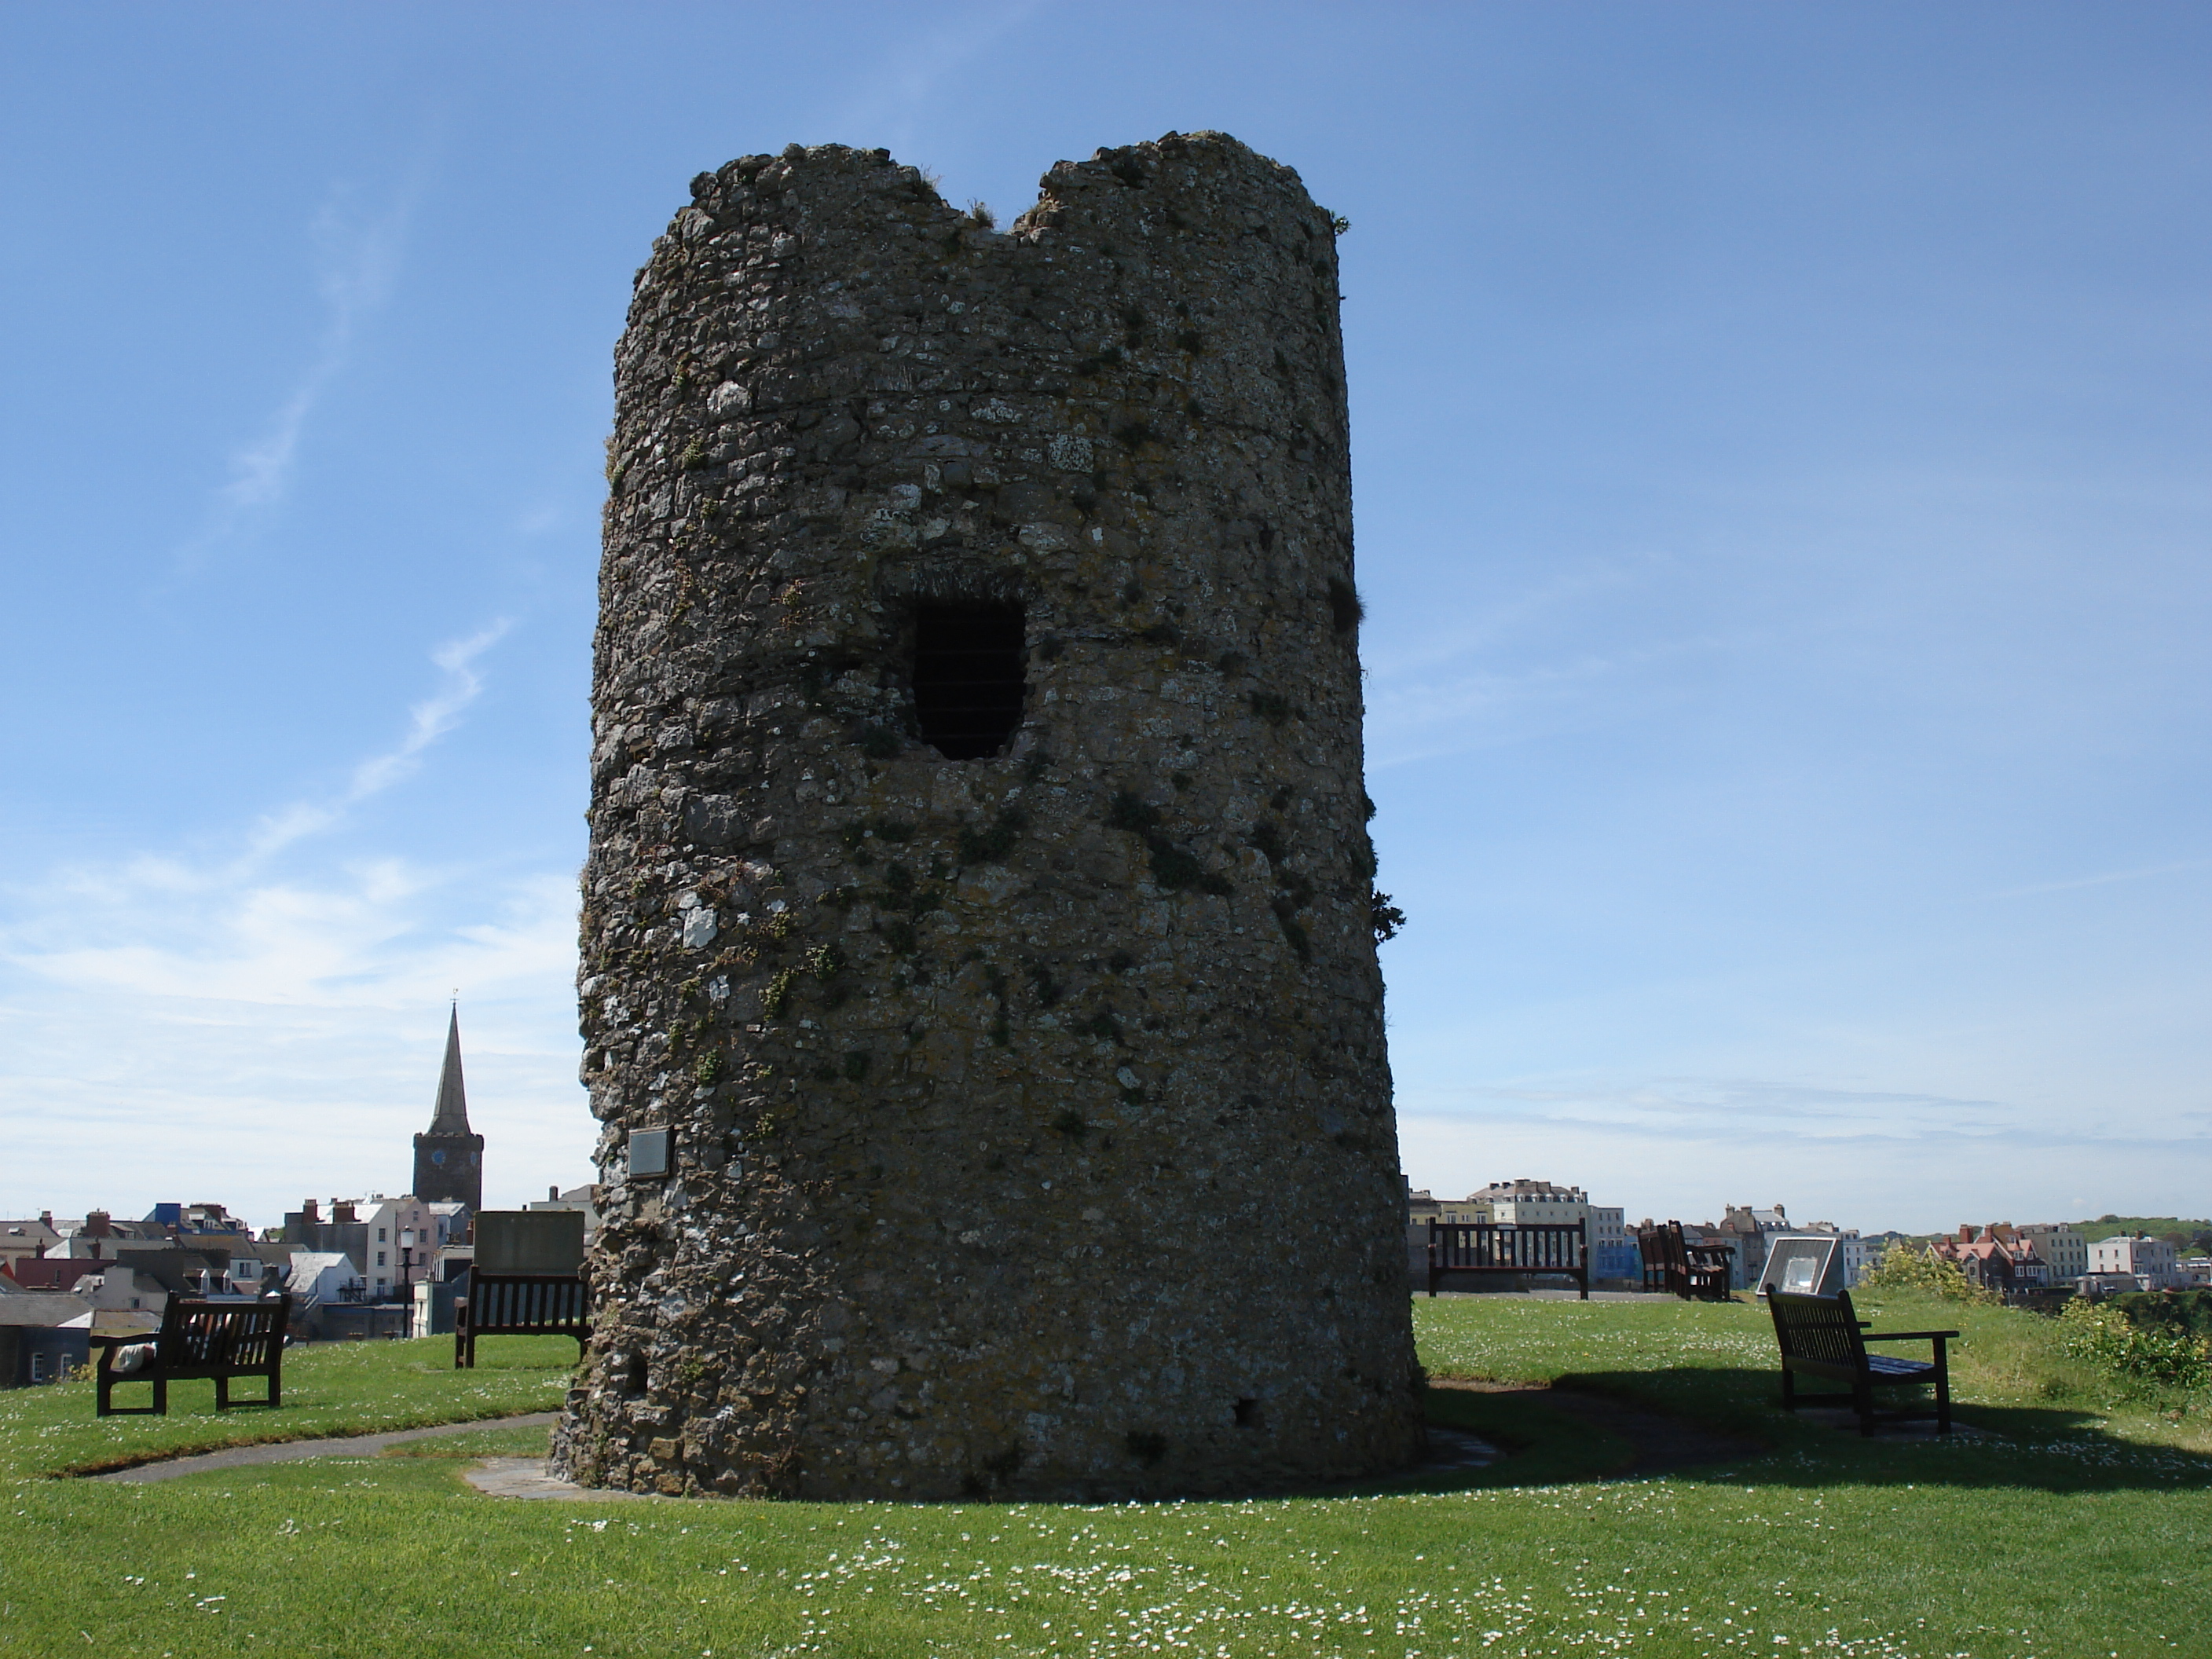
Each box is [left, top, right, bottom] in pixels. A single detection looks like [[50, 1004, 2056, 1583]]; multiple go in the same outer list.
[[463, 1426, 1505, 1503], [90, 1412, 561, 1483]]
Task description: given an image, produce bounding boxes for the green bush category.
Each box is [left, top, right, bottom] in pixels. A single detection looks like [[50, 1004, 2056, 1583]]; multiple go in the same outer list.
[[2060, 1298, 2212, 1393], [1856, 1240, 1993, 1302], [2109, 1287, 2212, 1342]]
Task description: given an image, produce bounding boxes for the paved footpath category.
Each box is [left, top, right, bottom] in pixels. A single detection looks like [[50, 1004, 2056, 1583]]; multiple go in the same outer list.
[[93, 1412, 560, 1483]]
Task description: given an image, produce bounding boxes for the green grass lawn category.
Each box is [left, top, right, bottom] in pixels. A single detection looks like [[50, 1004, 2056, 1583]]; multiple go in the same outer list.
[[0, 1333, 575, 1482], [2, 1306, 2209, 1658]]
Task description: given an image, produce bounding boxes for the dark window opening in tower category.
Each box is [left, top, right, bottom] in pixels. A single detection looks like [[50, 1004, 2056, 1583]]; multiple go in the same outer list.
[[911, 601, 1026, 759]]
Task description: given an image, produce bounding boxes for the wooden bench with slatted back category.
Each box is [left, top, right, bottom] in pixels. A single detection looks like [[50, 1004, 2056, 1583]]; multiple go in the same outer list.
[[88, 1295, 290, 1417], [455, 1208, 590, 1369], [1426, 1221, 1590, 1298], [1637, 1221, 1732, 1300], [454, 1273, 590, 1368], [1767, 1288, 1957, 1436]]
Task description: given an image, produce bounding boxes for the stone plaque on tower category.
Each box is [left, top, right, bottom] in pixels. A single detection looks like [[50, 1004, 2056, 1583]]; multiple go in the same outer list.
[[554, 134, 1422, 1500]]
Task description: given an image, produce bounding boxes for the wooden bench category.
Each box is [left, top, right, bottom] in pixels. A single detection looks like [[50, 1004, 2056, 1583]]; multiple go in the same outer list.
[[1638, 1221, 1732, 1300], [88, 1295, 289, 1417], [1426, 1221, 1589, 1299], [455, 1272, 589, 1368], [1767, 1289, 1957, 1436]]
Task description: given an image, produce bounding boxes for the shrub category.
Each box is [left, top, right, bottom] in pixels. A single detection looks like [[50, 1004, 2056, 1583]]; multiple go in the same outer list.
[[2108, 1287, 2212, 1342], [2060, 1298, 2212, 1393], [1856, 1241, 1992, 1302]]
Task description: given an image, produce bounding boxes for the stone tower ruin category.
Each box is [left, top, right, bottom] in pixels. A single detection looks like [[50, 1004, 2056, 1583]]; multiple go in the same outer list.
[[553, 132, 1422, 1500]]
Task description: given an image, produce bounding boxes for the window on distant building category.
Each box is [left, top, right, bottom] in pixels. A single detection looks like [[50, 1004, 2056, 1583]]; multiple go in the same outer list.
[[378, 1228, 387, 1242], [376, 1251, 386, 1266]]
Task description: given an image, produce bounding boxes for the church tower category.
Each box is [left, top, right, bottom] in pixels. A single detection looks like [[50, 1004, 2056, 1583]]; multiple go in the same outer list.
[[412, 1005, 484, 1210]]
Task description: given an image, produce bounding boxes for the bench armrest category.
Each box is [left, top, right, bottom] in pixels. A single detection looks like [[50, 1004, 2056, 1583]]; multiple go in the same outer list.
[[85, 1332, 138, 1349], [1862, 1330, 1959, 1342]]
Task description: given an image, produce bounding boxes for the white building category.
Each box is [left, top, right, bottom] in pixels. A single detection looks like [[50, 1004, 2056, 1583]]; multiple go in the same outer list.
[[2016, 1223, 2089, 1282], [2089, 1233, 2181, 1289], [1467, 1179, 1590, 1229], [286, 1251, 364, 1308], [76, 1264, 169, 1325], [362, 1196, 468, 1299]]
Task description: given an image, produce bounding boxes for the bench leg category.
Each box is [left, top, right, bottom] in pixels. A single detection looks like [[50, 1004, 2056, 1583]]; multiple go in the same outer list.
[[1932, 1339, 1951, 1434], [1779, 1367, 1797, 1412], [97, 1364, 161, 1417], [221, 1372, 280, 1408], [1854, 1378, 1873, 1437]]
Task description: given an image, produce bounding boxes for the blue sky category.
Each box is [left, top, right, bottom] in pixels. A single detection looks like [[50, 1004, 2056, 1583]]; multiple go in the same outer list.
[[2, 3, 2206, 1232]]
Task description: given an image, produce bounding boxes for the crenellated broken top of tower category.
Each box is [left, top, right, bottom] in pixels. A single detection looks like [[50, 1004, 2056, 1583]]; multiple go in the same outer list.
[[555, 133, 1421, 1501]]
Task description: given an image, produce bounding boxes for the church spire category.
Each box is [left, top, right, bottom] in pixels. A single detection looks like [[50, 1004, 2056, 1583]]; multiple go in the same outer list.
[[427, 1002, 471, 1135], [413, 1000, 485, 1210]]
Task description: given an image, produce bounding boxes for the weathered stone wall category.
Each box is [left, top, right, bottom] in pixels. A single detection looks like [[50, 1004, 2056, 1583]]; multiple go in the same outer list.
[[552, 131, 1422, 1500]]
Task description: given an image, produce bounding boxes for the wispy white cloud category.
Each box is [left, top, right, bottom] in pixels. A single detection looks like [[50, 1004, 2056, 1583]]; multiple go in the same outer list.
[[1397, 1074, 2212, 1235], [1361, 551, 1729, 766], [0, 623, 584, 1220], [1395, 1104, 2212, 1236], [1365, 634, 1718, 767], [175, 170, 424, 568], [247, 620, 511, 859], [10, 620, 516, 981], [0, 864, 583, 1223], [1364, 555, 1665, 680], [1409, 1073, 2023, 1145], [1986, 857, 2212, 901]]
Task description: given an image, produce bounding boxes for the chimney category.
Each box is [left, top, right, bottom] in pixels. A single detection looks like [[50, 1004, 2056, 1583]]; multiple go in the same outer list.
[[333, 1201, 357, 1225], [85, 1210, 112, 1239], [550, 1185, 559, 1202], [39, 1210, 53, 1229], [302, 1199, 320, 1224]]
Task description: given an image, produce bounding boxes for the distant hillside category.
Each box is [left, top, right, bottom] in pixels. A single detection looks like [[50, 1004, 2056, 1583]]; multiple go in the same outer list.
[[2075, 1216, 2212, 1246]]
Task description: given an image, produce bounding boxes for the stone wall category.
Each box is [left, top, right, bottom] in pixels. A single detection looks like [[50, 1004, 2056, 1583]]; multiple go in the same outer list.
[[552, 132, 1423, 1500]]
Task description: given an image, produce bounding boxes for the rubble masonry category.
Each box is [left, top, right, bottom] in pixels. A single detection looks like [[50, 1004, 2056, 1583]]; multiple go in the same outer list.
[[551, 132, 1423, 1499]]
